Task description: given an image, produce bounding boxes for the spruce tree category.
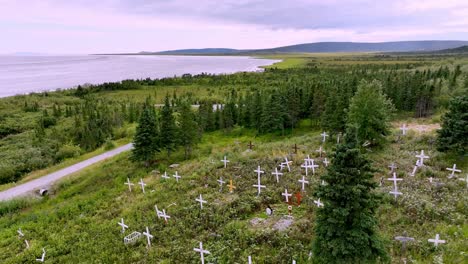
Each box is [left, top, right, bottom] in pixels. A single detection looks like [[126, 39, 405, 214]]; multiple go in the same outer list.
[[312, 132, 387, 263], [436, 95, 467, 154], [178, 102, 200, 159], [131, 99, 159, 166], [160, 95, 177, 156], [347, 80, 394, 146]]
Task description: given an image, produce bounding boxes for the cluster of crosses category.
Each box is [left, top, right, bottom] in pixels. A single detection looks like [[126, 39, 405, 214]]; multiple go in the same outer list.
[[114, 130, 457, 263], [15, 227, 47, 262]]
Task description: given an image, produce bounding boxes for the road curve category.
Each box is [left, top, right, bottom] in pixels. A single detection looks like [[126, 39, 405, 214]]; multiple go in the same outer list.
[[0, 143, 133, 201]]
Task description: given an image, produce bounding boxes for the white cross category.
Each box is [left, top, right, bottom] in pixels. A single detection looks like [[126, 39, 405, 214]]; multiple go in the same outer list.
[[389, 163, 397, 172], [279, 162, 286, 171], [25, 240, 30, 249], [221, 156, 230, 168], [36, 248, 46, 262], [410, 165, 418, 177], [310, 159, 319, 175], [124, 178, 134, 192], [173, 171, 181, 182], [428, 234, 446, 247], [321, 132, 329, 143], [293, 260, 296, 264], [282, 189, 292, 203], [142, 226, 153, 247], [195, 194, 208, 209], [138, 178, 146, 193], [323, 158, 329, 167], [314, 198, 324, 207], [400, 124, 409, 135], [162, 171, 170, 179], [248, 256, 252, 264], [193, 242, 210, 264], [298, 176, 309, 191], [446, 164, 461, 178], [459, 175, 468, 188], [154, 205, 162, 219], [254, 165, 264, 178], [389, 182, 402, 200], [253, 166, 266, 196], [17, 228, 24, 237], [118, 218, 128, 233], [337, 133, 342, 144], [272, 168, 283, 183], [217, 177, 226, 190], [415, 150, 429, 166], [283, 157, 292, 172], [428, 177, 434, 183], [301, 162, 310, 176], [387, 172, 402, 185], [160, 209, 171, 222], [316, 146, 325, 157]]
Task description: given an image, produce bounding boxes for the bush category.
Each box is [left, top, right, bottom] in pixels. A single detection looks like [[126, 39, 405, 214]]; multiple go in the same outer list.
[[55, 143, 82, 161]]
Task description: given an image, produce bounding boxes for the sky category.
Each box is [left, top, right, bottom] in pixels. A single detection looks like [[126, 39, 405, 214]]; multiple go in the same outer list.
[[1, 0, 468, 54]]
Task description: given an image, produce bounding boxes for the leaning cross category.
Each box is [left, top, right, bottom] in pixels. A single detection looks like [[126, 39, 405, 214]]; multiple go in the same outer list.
[[428, 234, 446, 247], [138, 178, 146, 194], [36, 248, 46, 262], [217, 177, 226, 191], [415, 150, 429, 166], [124, 178, 135, 192], [310, 159, 319, 175], [162, 171, 170, 179], [281, 189, 292, 203], [194, 242, 210, 264], [118, 218, 129, 233], [282, 157, 292, 172], [314, 198, 324, 208], [446, 164, 461, 179], [142, 227, 153, 247]]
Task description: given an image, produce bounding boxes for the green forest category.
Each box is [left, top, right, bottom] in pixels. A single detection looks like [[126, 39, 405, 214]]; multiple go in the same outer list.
[[0, 53, 467, 263]]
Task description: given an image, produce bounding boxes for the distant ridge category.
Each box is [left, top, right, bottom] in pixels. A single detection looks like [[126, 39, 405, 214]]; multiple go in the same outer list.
[[431, 45, 468, 54], [137, 40, 468, 55]]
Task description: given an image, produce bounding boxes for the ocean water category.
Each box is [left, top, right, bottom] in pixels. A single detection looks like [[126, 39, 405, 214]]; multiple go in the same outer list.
[[0, 55, 279, 98]]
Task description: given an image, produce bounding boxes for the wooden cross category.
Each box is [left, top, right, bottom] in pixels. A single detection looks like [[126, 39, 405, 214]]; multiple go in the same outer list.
[[195, 194, 207, 209], [320, 132, 329, 143], [160, 209, 170, 223], [428, 234, 446, 247], [388, 163, 397, 173], [400, 124, 409, 135], [337, 132, 342, 144], [323, 158, 330, 167], [272, 168, 283, 183], [316, 146, 325, 157], [118, 218, 128, 233], [282, 157, 292, 172], [295, 192, 303, 206], [162, 171, 170, 179], [217, 177, 226, 191], [310, 159, 319, 175], [395, 231, 414, 255], [389, 182, 402, 200], [446, 164, 461, 178], [228, 179, 236, 193], [194, 242, 210, 264], [292, 144, 299, 154], [387, 172, 403, 186], [17, 228, 24, 237], [142, 227, 153, 247], [253, 166, 266, 196], [138, 178, 146, 194], [124, 178, 134, 192], [281, 189, 292, 203], [459, 175, 468, 188], [298, 176, 309, 191], [36, 248, 46, 262], [154, 205, 162, 219], [247, 141, 255, 150], [173, 171, 181, 182], [415, 150, 429, 166], [314, 198, 324, 207], [220, 156, 230, 168]]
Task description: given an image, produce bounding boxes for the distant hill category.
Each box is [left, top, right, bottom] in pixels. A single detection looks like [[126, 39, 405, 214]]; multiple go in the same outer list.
[[143, 40, 468, 55], [431, 45, 468, 54]]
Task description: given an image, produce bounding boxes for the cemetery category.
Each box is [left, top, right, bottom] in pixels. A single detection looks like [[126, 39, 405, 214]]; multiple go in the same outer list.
[[0, 55, 466, 263]]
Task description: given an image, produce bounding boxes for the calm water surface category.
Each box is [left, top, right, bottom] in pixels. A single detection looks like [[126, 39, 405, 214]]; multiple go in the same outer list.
[[0, 55, 279, 98]]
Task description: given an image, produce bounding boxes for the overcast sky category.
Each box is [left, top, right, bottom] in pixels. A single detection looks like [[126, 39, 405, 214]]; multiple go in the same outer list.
[[1, 0, 468, 54]]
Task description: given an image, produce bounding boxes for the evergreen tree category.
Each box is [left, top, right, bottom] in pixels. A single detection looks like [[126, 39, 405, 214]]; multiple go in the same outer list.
[[160, 95, 177, 156], [178, 102, 200, 159], [131, 99, 159, 166], [436, 95, 467, 154], [347, 80, 394, 146], [312, 133, 388, 263]]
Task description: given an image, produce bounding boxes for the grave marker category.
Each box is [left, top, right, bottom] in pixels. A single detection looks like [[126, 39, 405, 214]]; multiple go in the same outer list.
[[415, 150, 429, 166], [314, 198, 324, 208], [337, 132, 342, 144], [195, 194, 207, 209], [138, 178, 146, 194], [162, 171, 170, 179], [272, 168, 283, 183], [323, 158, 330, 167], [321, 132, 329, 143], [154, 205, 162, 219], [400, 124, 409, 135], [217, 177, 226, 191], [316, 146, 325, 157], [282, 189, 292, 203], [124, 231, 142, 244], [428, 234, 446, 247], [446, 164, 461, 178], [253, 166, 266, 196], [247, 141, 255, 150], [229, 179, 236, 193], [124, 178, 134, 192], [389, 163, 397, 173], [387, 172, 403, 186], [389, 182, 403, 200], [298, 176, 309, 191], [193, 242, 210, 264], [118, 218, 129, 233], [295, 192, 303, 206], [173, 171, 181, 182], [395, 231, 414, 255], [221, 156, 230, 168], [142, 227, 153, 247], [310, 159, 319, 175], [160, 209, 171, 223], [36, 248, 46, 262], [17, 228, 24, 237], [292, 144, 299, 154], [282, 157, 292, 172], [459, 175, 468, 188]]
